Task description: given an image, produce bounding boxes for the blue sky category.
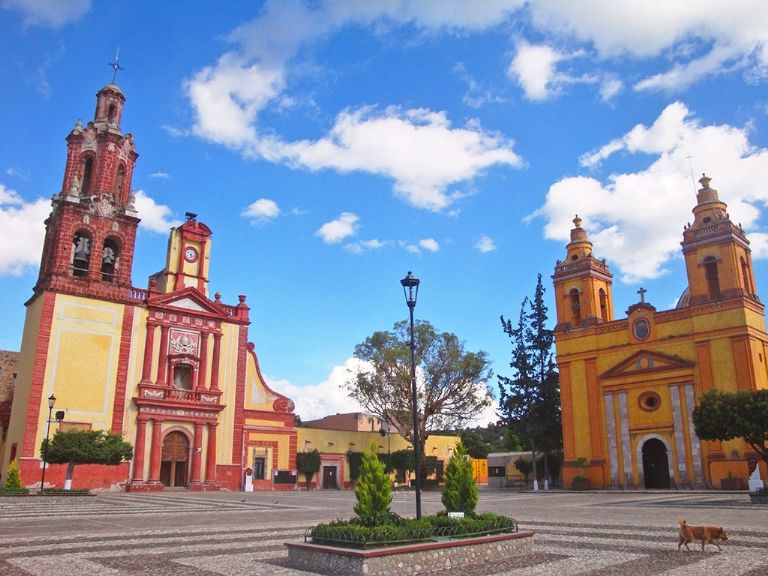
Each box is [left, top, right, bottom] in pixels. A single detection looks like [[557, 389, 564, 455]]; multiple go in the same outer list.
[[2, 1, 768, 423]]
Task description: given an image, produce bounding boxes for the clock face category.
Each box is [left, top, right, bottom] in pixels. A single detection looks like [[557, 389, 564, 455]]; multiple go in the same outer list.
[[184, 246, 199, 263]]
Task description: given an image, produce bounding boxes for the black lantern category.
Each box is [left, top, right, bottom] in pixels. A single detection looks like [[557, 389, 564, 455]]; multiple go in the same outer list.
[[400, 271, 421, 519]]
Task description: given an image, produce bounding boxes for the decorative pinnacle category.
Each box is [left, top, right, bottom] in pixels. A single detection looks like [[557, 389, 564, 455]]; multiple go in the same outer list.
[[573, 214, 582, 228]]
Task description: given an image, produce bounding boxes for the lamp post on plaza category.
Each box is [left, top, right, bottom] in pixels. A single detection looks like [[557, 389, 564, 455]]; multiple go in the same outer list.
[[400, 270, 421, 519], [40, 394, 56, 494]]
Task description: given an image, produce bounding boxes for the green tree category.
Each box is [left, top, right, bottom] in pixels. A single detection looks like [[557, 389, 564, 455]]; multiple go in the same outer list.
[[390, 449, 415, 484], [354, 443, 393, 526], [498, 274, 561, 489], [347, 320, 493, 459], [459, 429, 490, 458], [693, 389, 768, 465], [4, 459, 21, 490], [441, 442, 478, 514], [42, 429, 133, 490], [296, 449, 321, 489], [514, 457, 532, 483]]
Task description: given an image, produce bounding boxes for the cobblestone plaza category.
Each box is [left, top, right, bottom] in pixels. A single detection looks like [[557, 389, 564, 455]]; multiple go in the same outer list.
[[0, 488, 765, 575]]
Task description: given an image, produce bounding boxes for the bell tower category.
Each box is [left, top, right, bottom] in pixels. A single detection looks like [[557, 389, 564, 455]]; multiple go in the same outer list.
[[681, 175, 758, 306], [34, 82, 140, 303], [552, 216, 614, 330]]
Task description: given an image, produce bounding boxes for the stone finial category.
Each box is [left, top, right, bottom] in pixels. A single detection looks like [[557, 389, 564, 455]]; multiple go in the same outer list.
[[699, 173, 711, 189], [573, 214, 582, 228]]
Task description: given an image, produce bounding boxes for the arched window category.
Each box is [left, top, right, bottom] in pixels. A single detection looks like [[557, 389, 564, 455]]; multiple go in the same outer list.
[[107, 103, 116, 124], [569, 288, 581, 325], [81, 156, 93, 194], [741, 257, 753, 296], [173, 365, 193, 391], [72, 231, 92, 278], [704, 256, 721, 300], [599, 288, 608, 320], [115, 164, 125, 198], [101, 238, 119, 282]]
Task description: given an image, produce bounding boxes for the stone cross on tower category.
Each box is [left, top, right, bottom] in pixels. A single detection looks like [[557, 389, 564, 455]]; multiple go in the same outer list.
[[638, 287, 647, 303]]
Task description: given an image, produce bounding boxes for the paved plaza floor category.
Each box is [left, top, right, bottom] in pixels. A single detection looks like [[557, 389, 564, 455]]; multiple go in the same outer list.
[[0, 488, 765, 575]]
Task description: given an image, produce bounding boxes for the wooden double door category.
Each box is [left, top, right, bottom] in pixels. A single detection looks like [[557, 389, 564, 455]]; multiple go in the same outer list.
[[160, 431, 189, 488]]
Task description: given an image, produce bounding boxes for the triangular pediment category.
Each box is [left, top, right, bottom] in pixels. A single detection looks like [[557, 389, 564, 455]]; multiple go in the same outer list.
[[601, 349, 694, 379], [149, 287, 226, 317]]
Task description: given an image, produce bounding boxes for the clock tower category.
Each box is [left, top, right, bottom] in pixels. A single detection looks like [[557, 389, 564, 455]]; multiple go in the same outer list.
[[153, 211, 212, 297]]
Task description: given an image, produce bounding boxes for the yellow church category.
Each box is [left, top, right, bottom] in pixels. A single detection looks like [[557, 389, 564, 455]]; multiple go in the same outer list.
[[0, 81, 459, 492], [554, 177, 768, 490]]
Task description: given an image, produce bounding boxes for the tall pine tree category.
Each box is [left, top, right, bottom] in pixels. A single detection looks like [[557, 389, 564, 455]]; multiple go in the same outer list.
[[498, 274, 561, 489]]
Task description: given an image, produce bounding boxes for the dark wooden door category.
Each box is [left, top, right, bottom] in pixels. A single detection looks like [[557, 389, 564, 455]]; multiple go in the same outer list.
[[160, 431, 189, 487], [322, 466, 337, 489], [642, 439, 670, 488]]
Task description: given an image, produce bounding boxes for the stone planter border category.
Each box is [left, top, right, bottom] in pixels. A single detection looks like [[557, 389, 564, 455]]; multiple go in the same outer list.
[[286, 531, 534, 576]]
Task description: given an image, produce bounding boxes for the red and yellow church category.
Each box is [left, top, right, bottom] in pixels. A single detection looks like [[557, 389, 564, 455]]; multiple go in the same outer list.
[[0, 82, 299, 491], [554, 179, 768, 489]]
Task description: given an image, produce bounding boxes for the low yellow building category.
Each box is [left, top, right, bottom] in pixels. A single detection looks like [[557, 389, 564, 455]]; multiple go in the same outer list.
[[554, 176, 768, 490]]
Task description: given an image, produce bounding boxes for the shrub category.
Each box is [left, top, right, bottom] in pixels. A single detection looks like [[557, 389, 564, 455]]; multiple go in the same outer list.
[[353, 443, 393, 526], [4, 459, 21, 490], [441, 441, 478, 514], [514, 457, 532, 482], [296, 449, 321, 489]]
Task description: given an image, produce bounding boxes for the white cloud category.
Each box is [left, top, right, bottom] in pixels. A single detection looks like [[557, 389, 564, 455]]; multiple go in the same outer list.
[[0, 183, 49, 276], [2, 0, 91, 28], [344, 239, 388, 254], [508, 41, 564, 101], [259, 107, 521, 211], [266, 357, 369, 421], [531, 102, 768, 283], [526, 0, 768, 91], [475, 234, 497, 253], [599, 77, 623, 102], [419, 238, 440, 252], [148, 172, 171, 179], [242, 198, 280, 223], [316, 212, 359, 244], [133, 190, 181, 233]]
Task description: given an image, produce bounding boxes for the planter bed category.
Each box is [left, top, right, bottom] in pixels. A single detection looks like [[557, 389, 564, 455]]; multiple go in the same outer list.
[[286, 531, 534, 576]]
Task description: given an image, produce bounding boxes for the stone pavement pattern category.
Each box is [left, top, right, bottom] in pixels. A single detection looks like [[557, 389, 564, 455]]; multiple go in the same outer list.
[[0, 490, 766, 575]]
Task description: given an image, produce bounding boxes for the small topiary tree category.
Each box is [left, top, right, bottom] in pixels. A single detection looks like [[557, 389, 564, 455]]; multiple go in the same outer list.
[[441, 441, 478, 514], [296, 449, 321, 489], [514, 457, 533, 483], [4, 460, 21, 490], [353, 443, 392, 526]]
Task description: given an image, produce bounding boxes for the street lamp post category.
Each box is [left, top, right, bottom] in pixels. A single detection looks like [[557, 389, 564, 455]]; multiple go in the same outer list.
[[40, 394, 56, 494], [400, 271, 421, 519]]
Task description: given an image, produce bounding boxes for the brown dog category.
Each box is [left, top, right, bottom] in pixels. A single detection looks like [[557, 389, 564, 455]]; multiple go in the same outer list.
[[678, 517, 728, 551]]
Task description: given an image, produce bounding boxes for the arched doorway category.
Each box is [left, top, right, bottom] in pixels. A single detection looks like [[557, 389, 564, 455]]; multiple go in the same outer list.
[[160, 431, 189, 488], [642, 438, 670, 488]]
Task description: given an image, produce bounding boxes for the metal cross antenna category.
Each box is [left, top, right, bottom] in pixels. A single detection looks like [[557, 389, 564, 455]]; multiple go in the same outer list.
[[108, 48, 124, 83]]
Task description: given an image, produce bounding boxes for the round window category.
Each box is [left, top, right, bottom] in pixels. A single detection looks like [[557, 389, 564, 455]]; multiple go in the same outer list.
[[639, 391, 661, 412], [633, 318, 650, 340]]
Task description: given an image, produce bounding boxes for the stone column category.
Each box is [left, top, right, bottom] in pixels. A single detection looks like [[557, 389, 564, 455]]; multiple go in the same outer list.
[[669, 384, 688, 487], [603, 392, 619, 487], [140, 323, 155, 383], [157, 326, 169, 386], [618, 391, 633, 487], [148, 419, 163, 483], [205, 422, 218, 484], [190, 423, 204, 485], [683, 383, 706, 487], [196, 332, 208, 390], [210, 332, 222, 391], [130, 417, 148, 482]]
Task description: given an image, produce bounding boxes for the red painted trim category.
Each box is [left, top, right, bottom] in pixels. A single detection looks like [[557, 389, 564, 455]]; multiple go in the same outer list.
[[231, 325, 248, 466], [22, 292, 56, 458], [111, 304, 134, 433]]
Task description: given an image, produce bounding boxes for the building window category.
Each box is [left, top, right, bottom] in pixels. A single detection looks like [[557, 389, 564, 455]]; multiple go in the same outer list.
[[115, 164, 125, 198], [741, 257, 753, 296], [101, 238, 119, 282], [704, 256, 721, 300], [173, 365, 193, 390], [632, 318, 650, 341], [638, 391, 661, 412], [569, 288, 581, 325], [107, 103, 116, 124], [72, 231, 91, 277], [599, 288, 608, 320], [81, 156, 93, 194], [253, 457, 266, 480]]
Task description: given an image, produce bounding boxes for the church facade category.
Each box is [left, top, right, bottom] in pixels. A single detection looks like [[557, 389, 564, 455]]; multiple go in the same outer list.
[[553, 178, 768, 489], [0, 83, 299, 491]]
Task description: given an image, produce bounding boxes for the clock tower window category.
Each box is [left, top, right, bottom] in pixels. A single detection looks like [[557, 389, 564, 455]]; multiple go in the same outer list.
[[704, 256, 721, 300], [569, 288, 581, 325], [100, 238, 120, 282], [81, 156, 94, 195]]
